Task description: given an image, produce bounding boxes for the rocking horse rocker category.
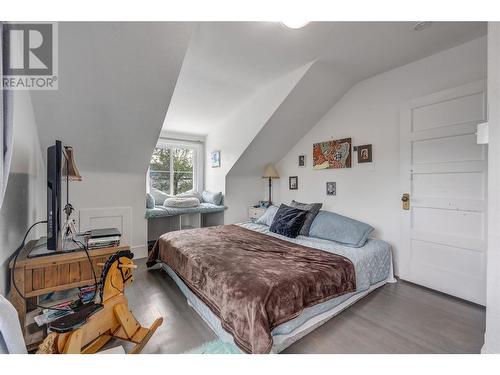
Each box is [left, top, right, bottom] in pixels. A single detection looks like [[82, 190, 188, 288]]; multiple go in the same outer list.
[[38, 250, 163, 354]]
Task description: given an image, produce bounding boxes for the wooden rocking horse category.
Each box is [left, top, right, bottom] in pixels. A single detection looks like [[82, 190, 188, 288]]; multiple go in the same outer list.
[[38, 250, 163, 354]]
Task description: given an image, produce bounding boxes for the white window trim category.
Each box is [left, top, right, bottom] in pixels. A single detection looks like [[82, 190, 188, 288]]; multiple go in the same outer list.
[[150, 138, 204, 194]]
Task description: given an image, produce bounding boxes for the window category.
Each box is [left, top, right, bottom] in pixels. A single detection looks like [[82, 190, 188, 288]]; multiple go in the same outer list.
[[149, 142, 200, 195]]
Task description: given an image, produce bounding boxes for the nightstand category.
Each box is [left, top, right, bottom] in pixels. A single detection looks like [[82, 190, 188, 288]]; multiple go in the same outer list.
[[248, 207, 266, 222]]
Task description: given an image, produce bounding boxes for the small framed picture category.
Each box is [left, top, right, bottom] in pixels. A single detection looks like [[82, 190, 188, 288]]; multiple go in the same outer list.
[[355, 144, 372, 163], [298, 154, 306, 167], [326, 182, 336, 196], [289, 176, 298, 190], [210, 150, 221, 168]]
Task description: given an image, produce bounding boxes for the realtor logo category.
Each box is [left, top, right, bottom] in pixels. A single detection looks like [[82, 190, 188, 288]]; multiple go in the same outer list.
[[2, 22, 58, 90]]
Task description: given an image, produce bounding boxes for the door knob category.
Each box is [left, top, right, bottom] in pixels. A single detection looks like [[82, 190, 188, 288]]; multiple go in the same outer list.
[[402, 193, 410, 210]]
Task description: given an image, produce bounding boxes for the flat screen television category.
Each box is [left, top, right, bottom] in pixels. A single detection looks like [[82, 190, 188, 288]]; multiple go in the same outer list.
[[47, 140, 62, 250], [29, 140, 85, 257]]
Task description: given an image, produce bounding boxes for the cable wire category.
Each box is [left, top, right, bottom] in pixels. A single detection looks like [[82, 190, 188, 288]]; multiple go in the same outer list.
[[11, 221, 98, 311]]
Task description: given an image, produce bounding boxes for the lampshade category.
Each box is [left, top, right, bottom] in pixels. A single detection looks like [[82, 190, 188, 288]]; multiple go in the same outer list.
[[62, 146, 82, 181], [262, 164, 280, 179]]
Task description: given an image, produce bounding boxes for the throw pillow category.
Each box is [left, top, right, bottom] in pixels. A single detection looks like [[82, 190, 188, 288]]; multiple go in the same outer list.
[[146, 193, 155, 209], [289, 200, 323, 236], [269, 204, 308, 238], [255, 205, 278, 226], [202, 190, 223, 206]]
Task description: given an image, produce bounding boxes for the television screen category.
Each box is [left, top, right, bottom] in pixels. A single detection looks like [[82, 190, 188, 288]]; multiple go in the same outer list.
[[47, 140, 62, 250]]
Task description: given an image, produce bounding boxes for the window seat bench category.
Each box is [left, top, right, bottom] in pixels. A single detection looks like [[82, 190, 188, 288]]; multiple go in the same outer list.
[[145, 203, 226, 219], [145, 203, 226, 244]]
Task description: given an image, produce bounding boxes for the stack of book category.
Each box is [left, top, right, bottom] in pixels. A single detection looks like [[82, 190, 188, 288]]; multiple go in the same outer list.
[[86, 228, 121, 249], [34, 300, 76, 326], [79, 285, 97, 303]]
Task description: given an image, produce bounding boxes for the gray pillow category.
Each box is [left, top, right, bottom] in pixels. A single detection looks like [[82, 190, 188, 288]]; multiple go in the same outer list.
[[255, 205, 278, 226], [289, 200, 322, 236], [202, 190, 223, 206], [146, 193, 155, 209], [309, 210, 374, 247], [150, 188, 170, 206]]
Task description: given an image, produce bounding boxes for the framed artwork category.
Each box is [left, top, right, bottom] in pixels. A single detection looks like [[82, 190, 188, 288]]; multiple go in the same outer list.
[[313, 138, 352, 169], [298, 154, 306, 167], [354, 144, 372, 163], [326, 182, 336, 196], [289, 176, 298, 190], [210, 150, 221, 168]]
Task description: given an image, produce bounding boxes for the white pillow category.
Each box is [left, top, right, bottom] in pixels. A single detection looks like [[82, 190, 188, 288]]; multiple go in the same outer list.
[[255, 205, 278, 226], [177, 189, 202, 201], [163, 197, 200, 208], [150, 188, 171, 206]]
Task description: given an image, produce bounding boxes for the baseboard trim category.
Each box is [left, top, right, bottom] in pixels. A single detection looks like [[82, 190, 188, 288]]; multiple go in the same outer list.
[[130, 244, 148, 259], [481, 345, 490, 354], [481, 341, 500, 354]]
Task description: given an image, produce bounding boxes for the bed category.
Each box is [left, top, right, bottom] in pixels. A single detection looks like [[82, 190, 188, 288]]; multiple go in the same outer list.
[[147, 221, 396, 353]]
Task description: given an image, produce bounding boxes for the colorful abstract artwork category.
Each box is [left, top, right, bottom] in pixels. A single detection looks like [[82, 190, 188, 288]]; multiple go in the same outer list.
[[313, 138, 352, 169]]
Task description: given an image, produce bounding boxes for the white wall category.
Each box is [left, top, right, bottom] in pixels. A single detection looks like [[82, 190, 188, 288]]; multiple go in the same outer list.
[[29, 23, 193, 258], [224, 61, 357, 224], [482, 22, 500, 354], [204, 63, 312, 198], [0, 91, 45, 296], [276, 37, 486, 275], [70, 171, 148, 258]]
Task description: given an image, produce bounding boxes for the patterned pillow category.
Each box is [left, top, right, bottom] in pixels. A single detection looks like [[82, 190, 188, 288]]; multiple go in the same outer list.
[[269, 204, 308, 238]]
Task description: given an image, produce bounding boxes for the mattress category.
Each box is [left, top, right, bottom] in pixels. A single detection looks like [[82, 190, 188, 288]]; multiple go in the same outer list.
[[159, 222, 396, 352]]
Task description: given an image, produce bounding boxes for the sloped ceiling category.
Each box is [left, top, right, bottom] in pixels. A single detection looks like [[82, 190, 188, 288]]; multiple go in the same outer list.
[[228, 61, 354, 177], [164, 22, 486, 138], [29, 22, 486, 178], [31, 22, 193, 173]]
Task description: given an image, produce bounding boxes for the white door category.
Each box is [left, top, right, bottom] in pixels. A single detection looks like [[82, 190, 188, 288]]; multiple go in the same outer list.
[[400, 80, 487, 305]]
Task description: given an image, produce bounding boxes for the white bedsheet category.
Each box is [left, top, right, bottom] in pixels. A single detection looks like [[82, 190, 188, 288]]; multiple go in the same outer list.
[[158, 222, 396, 353]]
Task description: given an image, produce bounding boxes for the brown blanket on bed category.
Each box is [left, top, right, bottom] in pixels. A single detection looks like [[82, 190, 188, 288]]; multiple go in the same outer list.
[[147, 224, 356, 353]]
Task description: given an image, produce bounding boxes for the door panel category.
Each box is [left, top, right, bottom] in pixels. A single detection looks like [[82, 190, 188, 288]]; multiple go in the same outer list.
[[412, 207, 484, 239], [400, 80, 486, 305], [412, 134, 484, 164], [413, 172, 484, 200], [412, 92, 485, 132]]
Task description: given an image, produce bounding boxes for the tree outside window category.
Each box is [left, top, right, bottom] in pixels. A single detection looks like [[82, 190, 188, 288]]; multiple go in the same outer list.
[[149, 146, 194, 195]]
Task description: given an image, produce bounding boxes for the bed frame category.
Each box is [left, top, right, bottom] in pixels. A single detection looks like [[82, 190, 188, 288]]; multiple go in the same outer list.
[[160, 261, 396, 353]]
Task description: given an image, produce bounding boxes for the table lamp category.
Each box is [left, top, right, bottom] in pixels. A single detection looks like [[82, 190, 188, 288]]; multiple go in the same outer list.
[[62, 145, 82, 241], [262, 164, 279, 205]]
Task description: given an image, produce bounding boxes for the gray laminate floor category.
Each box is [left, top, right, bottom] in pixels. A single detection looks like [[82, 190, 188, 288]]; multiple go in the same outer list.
[[123, 259, 485, 354]]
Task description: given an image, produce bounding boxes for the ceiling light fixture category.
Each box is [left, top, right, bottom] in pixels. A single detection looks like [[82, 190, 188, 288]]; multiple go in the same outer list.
[[281, 21, 309, 29], [413, 21, 433, 31]]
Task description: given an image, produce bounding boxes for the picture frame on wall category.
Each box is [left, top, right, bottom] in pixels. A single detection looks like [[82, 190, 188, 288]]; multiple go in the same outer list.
[[210, 150, 221, 167], [289, 176, 298, 190], [313, 138, 352, 169], [298, 154, 306, 167], [354, 144, 372, 163], [326, 181, 336, 196]]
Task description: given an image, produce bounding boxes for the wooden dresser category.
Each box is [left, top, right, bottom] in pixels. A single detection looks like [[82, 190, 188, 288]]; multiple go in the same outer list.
[[9, 240, 129, 350]]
